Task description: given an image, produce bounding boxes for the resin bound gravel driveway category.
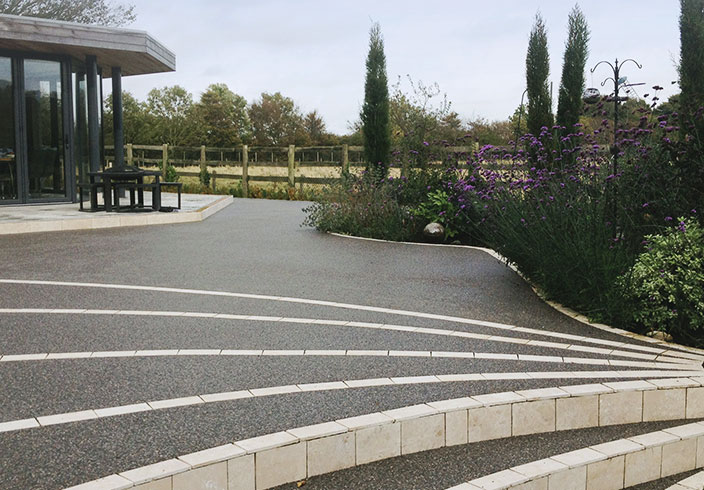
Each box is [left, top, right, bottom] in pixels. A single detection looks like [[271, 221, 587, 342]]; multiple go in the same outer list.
[[0, 198, 702, 489]]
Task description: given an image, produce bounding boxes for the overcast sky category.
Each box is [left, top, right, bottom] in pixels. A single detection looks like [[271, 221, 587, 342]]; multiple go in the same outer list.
[[118, 1, 681, 135]]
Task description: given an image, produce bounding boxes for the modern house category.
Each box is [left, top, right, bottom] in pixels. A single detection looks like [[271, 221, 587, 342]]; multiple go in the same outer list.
[[0, 13, 175, 205]]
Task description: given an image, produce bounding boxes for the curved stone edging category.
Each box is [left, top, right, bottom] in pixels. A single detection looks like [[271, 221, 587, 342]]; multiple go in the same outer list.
[[667, 469, 704, 489], [451, 422, 704, 489], [327, 232, 704, 357], [65, 376, 704, 490]]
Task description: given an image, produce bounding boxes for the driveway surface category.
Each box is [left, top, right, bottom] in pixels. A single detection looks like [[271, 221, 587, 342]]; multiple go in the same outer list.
[[0, 198, 701, 489]]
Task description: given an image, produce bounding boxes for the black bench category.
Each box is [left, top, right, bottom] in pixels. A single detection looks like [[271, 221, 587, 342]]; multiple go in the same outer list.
[[77, 181, 105, 211], [158, 181, 182, 210], [111, 181, 158, 211]]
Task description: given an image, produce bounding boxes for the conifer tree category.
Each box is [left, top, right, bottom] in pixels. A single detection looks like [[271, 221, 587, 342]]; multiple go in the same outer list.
[[557, 5, 589, 131], [361, 22, 391, 179], [526, 13, 554, 137], [679, 0, 704, 133]]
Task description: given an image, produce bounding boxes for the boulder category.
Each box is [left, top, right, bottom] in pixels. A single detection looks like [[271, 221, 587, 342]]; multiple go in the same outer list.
[[423, 222, 444, 239]]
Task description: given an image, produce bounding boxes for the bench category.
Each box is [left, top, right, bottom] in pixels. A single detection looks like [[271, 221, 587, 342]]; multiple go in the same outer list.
[[158, 181, 182, 210], [77, 181, 105, 211], [111, 181, 158, 211]]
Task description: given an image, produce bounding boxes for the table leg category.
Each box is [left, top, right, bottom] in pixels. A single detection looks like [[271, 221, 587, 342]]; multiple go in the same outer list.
[[152, 176, 161, 211], [137, 176, 145, 208], [104, 177, 112, 212], [89, 176, 98, 210]]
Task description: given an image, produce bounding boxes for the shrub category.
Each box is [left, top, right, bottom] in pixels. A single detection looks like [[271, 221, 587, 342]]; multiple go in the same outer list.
[[199, 165, 210, 186], [616, 218, 704, 346], [302, 173, 421, 241], [164, 164, 179, 183]]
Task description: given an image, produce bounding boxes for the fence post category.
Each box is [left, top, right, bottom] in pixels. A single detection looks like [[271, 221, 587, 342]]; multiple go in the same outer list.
[[242, 145, 249, 198], [288, 144, 295, 188], [162, 144, 168, 178], [200, 145, 206, 171], [126, 144, 133, 166], [341, 144, 349, 175], [211, 170, 217, 192]]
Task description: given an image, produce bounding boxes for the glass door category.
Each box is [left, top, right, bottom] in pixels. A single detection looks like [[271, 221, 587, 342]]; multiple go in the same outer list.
[[24, 59, 66, 200], [0, 57, 17, 202]]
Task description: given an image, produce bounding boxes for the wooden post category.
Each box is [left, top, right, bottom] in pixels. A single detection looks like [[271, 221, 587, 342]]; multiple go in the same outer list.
[[126, 144, 133, 167], [211, 170, 217, 192], [342, 144, 349, 175], [161, 144, 168, 178], [200, 145, 206, 170], [242, 145, 249, 198], [288, 144, 295, 188]]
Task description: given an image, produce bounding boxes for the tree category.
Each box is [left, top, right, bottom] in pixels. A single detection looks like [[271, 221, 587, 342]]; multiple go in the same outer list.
[[303, 110, 328, 145], [556, 5, 589, 131], [248, 92, 306, 146], [103, 91, 153, 145], [146, 85, 198, 146], [194, 83, 251, 147], [361, 22, 390, 179], [679, 0, 704, 133], [0, 0, 136, 26], [526, 13, 554, 137]]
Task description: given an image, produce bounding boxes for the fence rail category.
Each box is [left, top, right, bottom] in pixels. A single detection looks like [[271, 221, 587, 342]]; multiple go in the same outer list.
[[104, 144, 478, 196]]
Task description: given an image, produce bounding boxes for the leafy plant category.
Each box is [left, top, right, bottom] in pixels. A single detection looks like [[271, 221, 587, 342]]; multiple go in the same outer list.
[[412, 189, 461, 240], [199, 165, 210, 186], [616, 218, 704, 346], [164, 164, 179, 183]]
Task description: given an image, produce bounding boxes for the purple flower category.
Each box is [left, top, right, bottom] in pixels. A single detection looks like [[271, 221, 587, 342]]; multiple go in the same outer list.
[[665, 216, 673, 222]]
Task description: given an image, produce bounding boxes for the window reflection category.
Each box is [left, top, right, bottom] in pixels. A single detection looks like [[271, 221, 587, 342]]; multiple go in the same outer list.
[[0, 57, 16, 201]]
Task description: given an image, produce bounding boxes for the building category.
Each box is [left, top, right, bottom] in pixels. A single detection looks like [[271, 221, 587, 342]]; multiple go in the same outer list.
[[0, 14, 175, 205]]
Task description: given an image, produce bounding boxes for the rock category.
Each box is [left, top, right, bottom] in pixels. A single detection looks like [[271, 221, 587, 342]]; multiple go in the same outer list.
[[423, 222, 444, 239], [646, 330, 673, 342]]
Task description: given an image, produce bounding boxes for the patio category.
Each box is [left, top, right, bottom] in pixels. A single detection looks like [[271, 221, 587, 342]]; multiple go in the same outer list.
[[0, 192, 232, 235]]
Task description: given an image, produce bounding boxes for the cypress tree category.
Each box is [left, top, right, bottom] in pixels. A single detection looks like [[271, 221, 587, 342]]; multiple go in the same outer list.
[[526, 13, 554, 137], [679, 0, 704, 133], [557, 5, 589, 131], [361, 22, 391, 179]]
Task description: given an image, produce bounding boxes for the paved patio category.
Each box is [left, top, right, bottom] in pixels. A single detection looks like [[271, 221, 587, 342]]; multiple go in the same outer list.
[[0, 192, 233, 235]]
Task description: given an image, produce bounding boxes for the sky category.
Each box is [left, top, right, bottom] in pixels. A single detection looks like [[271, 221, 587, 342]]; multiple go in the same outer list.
[[118, 0, 682, 135]]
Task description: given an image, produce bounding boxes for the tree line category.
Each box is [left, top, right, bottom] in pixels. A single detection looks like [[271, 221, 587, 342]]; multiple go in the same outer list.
[[103, 85, 340, 148]]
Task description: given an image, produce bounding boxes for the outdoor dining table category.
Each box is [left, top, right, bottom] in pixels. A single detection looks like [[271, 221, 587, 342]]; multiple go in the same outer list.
[[86, 165, 161, 212]]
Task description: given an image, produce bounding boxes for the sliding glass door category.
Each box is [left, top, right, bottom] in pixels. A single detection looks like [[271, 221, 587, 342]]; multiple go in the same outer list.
[[24, 59, 66, 200], [0, 57, 17, 202]]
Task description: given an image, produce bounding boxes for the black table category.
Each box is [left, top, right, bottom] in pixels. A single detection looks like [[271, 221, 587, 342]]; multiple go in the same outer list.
[[86, 166, 161, 212]]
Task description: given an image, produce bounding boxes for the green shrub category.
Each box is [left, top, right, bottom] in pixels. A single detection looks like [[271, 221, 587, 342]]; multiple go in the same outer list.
[[164, 164, 179, 183], [616, 218, 704, 346], [412, 189, 461, 240], [302, 174, 421, 241], [199, 165, 210, 186]]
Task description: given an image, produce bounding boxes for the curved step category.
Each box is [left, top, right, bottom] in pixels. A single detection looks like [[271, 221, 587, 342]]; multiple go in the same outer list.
[[667, 470, 704, 489], [65, 377, 704, 489], [450, 421, 704, 489]]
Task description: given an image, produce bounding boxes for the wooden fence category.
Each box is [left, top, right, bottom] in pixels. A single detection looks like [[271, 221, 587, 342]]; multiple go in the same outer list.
[[104, 144, 477, 196]]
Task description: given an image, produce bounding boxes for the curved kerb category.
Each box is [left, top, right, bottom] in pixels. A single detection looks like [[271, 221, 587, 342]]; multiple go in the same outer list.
[[327, 232, 704, 358], [65, 376, 704, 489]]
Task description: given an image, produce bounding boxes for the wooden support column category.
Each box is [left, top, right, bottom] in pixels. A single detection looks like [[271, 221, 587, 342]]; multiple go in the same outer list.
[[86, 56, 100, 172], [288, 144, 295, 188], [111, 66, 124, 168], [126, 144, 133, 166], [242, 145, 249, 197], [162, 144, 168, 178], [342, 144, 349, 175]]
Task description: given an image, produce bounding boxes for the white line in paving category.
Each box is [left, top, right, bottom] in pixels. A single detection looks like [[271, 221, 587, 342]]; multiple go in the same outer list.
[[329, 233, 704, 360], [0, 348, 700, 371], [2, 279, 700, 361], [1, 369, 702, 435], [0, 308, 700, 366]]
